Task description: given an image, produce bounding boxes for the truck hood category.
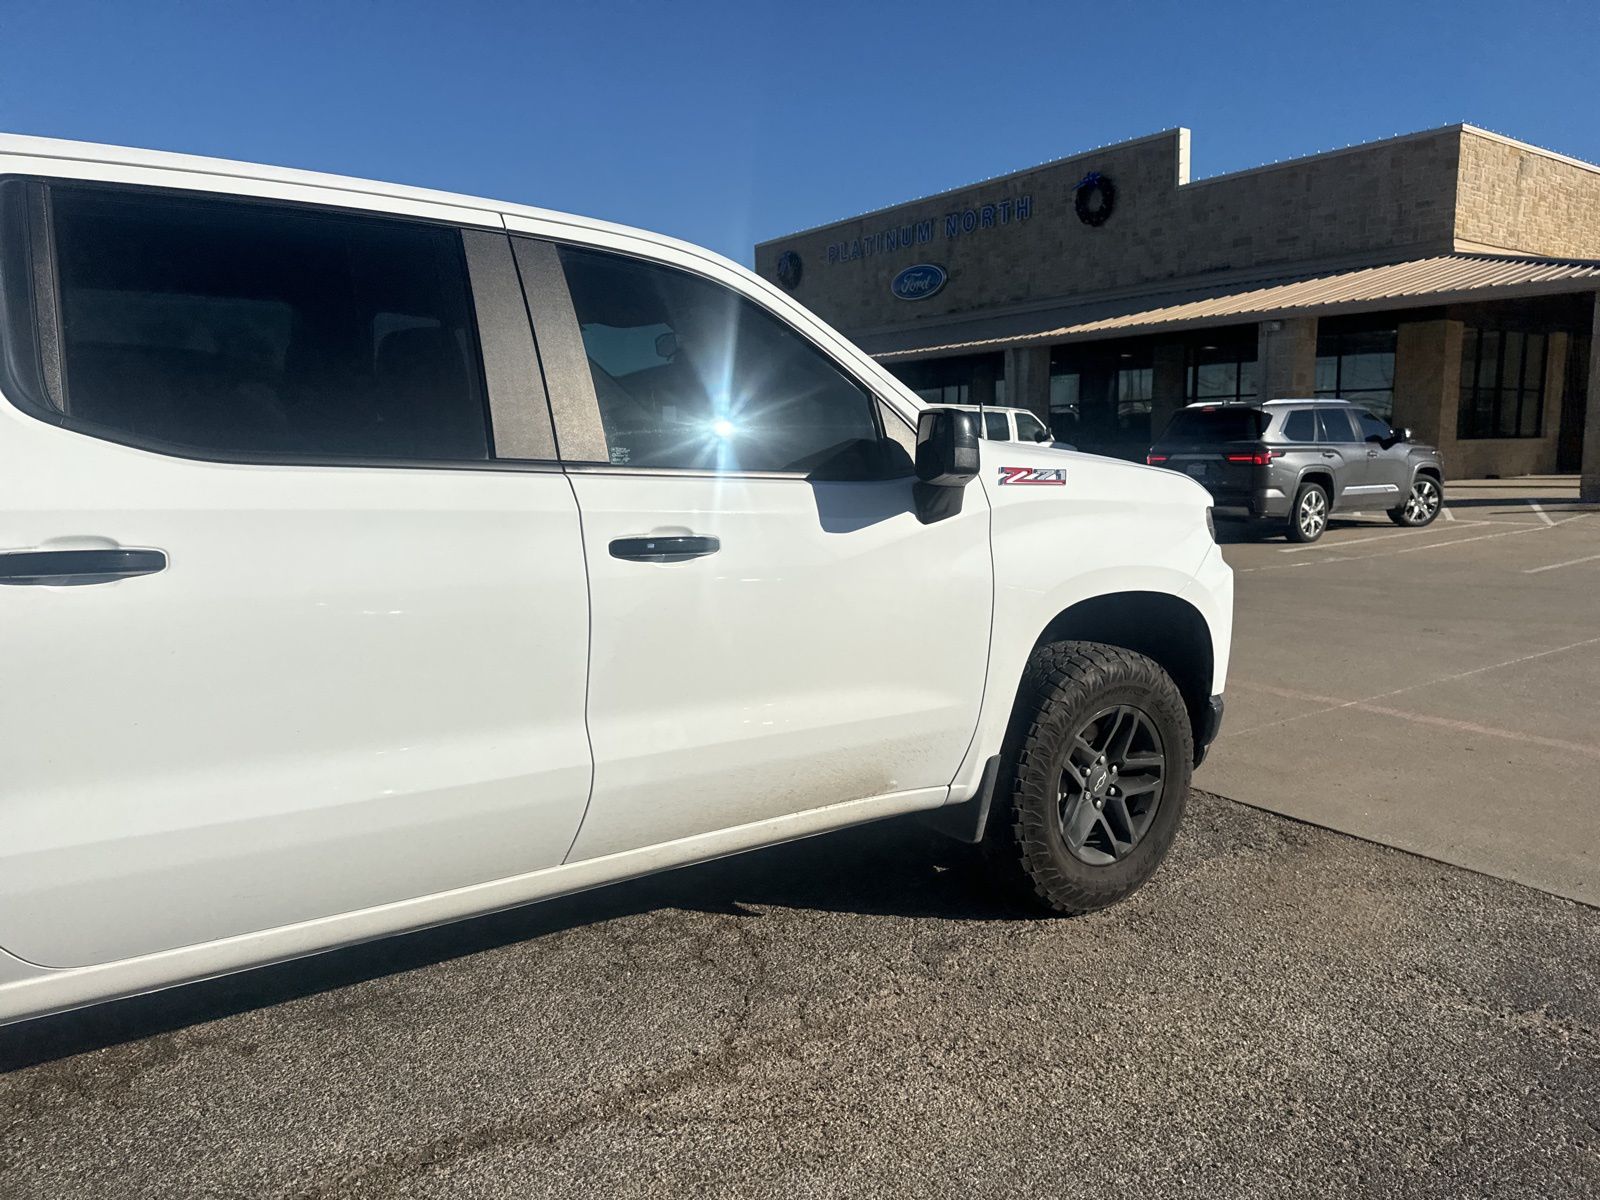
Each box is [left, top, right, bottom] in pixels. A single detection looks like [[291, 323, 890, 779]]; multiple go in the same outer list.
[[979, 443, 1213, 511]]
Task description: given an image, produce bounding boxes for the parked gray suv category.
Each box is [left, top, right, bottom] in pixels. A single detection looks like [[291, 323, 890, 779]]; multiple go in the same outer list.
[[1148, 399, 1445, 543]]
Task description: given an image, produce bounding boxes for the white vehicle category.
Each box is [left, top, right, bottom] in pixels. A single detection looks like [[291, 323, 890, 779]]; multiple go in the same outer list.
[[942, 403, 1062, 447], [0, 136, 1232, 1025]]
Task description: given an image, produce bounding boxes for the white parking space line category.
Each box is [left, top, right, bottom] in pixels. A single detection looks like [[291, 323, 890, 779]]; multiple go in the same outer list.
[[1231, 680, 1600, 761], [1392, 523, 1561, 554], [1228, 633, 1600, 738], [1276, 521, 1490, 553], [1525, 552, 1600, 575], [1528, 500, 1556, 526], [1442, 506, 1456, 522], [1236, 513, 1593, 573]]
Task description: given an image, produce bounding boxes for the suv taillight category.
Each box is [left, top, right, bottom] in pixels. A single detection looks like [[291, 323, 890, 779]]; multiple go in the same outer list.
[[1224, 451, 1279, 466], [1146, 453, 1168, 465]]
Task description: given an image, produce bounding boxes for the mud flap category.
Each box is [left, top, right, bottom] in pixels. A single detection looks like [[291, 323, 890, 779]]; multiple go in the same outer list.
[[920, 755, 1001, 844]]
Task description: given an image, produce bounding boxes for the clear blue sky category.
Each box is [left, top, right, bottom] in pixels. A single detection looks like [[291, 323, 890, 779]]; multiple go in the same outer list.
[[3, 0, 1596, 265]]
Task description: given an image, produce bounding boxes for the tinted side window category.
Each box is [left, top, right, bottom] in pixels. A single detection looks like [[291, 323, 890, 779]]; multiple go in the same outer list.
[[1282, 410, 1317, 441], [984, 411, 1010, 441], [557, 246, 879, 473], [1014, 411, 1050, 442], [48, 186, 488, 460], [1316, 408, 1360, 443], [1356, 409, 1392, 442]]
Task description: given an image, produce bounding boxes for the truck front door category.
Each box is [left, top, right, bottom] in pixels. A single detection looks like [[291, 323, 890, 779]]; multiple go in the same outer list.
[[511, 236, 994, 861]]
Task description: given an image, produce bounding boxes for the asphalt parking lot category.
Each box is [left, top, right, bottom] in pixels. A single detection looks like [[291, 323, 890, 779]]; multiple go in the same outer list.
[[1203, 475, 1600, 904], [4, 793, 1599, 1199], [3, 476, 1598, 1200]]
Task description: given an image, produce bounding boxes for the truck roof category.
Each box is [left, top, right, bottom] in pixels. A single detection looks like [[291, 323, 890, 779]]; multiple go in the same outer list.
[[937, 404, 1039, 415], [0, 131, 740, 279]]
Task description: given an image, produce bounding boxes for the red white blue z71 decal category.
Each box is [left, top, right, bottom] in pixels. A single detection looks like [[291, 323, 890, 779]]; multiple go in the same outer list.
[[998, 466, 1068, 485]]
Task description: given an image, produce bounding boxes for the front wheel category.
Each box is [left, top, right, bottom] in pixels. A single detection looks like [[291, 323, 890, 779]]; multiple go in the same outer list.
[[1286, 481, 1329, 543], [1389, 476, 1443, 527], [984, 642, 1192, 914]]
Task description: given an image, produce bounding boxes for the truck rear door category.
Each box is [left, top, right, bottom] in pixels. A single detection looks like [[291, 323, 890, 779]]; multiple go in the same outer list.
[[0, 178, 594, 969]]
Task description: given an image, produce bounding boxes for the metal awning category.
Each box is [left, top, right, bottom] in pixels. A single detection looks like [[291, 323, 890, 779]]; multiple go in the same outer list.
[[871, 254, 1600, 361]]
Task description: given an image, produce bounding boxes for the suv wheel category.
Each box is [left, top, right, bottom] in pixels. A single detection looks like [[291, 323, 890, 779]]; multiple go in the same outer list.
[[1287, 481, 1329, 543], [1389, 476, 1443, 528], [984, 641, 1192, 914]]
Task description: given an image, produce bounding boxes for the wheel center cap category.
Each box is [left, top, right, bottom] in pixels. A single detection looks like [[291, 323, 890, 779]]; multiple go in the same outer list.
[[1087, 765, 1110, 795]]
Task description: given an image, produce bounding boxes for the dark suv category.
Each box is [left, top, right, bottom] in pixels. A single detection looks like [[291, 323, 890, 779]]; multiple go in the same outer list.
[[1147, 400, 1445, 543]]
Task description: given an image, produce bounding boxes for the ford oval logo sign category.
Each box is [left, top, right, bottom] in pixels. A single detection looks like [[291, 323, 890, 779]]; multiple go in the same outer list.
[[890, 263, 947, 301]]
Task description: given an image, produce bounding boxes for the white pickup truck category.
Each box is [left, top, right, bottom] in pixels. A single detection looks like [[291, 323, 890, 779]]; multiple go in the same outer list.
[[0, 136, 1232, 1024]]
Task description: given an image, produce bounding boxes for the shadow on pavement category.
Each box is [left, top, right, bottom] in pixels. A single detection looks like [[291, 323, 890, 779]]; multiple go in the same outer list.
[[0, 816, 1020, 1071]]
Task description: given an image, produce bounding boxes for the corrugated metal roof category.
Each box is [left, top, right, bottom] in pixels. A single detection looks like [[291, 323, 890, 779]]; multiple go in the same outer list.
[[875, 254, 1600, 360]]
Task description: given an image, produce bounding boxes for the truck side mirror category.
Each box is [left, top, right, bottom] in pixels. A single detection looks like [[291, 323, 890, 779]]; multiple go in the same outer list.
[[913, 408, 979, 523], [916, 408, 980, 485]]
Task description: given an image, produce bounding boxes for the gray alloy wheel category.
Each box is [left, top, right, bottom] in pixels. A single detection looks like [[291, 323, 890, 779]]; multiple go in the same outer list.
[[1390, 476, 1443, 528], [1056, 704, 1167, 866], [1287, 482, 1329, 543]]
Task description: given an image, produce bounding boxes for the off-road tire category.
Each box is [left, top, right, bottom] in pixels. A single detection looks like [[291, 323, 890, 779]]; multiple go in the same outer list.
[[984, 641, 1193, 914], [1286, 481, 1329, 543]]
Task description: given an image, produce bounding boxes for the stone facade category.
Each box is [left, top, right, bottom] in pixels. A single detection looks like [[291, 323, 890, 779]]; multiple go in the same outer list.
[[1390, 320, 1455, 449], [755, 124, 1600, 486], [755, 127, 1463, 340], [1455, 130, 1600, 260], [1257, 319, 1318, 403]]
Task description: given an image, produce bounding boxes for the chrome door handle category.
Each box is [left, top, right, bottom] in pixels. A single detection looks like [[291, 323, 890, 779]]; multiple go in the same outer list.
[[0, 547, 168, 586]]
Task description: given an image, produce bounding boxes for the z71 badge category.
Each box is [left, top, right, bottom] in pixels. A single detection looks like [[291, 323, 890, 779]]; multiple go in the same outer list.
[[998, 466, 1068, 486]]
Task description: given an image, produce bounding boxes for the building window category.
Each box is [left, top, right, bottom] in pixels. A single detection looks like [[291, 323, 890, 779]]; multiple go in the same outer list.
[[1315, 328, 1396, 419], [1049, 367, 1080, 429], [1048, 345, 1153, 453], [887, 352, 1004, 407], [1116, 365, 1153, 429], [1186, 341, 1257, 405], [1457, 328, 1547, 439]]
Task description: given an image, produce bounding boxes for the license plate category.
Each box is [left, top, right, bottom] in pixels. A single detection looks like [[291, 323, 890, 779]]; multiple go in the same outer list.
[[1185, 464, 1209, 480]]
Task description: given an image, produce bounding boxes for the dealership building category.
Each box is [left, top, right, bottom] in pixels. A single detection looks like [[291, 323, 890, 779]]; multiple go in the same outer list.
[[755, 125, 1600, 497]]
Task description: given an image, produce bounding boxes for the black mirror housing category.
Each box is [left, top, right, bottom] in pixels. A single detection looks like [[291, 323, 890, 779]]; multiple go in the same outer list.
[[912, 408, 979, 524], [915, 408, 980, 486]]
